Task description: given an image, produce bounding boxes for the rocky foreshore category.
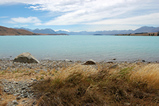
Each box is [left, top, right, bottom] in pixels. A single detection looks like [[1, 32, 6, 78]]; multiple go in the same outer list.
[[1, 79, 37, 106], [0, 59, 158, 105], [0, 59, 84, 105]]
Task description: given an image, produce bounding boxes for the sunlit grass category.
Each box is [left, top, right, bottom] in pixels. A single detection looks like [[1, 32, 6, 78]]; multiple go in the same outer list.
[[32, 63, 159, 105], [130, 64, 159, 90]]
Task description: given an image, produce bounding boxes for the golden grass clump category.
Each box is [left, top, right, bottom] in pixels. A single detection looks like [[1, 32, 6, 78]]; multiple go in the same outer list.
[[54, 64, 98, 80], [130, 64, 159, 90]]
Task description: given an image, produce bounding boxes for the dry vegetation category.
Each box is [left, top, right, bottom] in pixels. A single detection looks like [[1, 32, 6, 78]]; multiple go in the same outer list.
[[33, 63, 159, 106], [0, 62, 159, 106]]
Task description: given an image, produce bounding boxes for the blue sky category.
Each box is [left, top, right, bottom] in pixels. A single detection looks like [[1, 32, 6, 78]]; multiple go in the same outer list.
[[0, 0, 159, 31]]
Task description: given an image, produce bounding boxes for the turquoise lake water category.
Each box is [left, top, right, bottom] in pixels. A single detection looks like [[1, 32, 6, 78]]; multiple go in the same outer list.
[[0, 35, 159, 62]]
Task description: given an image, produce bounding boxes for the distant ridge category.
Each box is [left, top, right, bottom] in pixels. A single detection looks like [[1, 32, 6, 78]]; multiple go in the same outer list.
[[0, 26, 36, 35]]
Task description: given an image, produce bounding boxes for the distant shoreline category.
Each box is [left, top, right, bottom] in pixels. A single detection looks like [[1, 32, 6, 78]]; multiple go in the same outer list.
[[116, 32, 159, 36]]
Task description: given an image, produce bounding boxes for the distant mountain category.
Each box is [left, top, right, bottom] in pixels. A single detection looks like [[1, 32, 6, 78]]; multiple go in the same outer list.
[[15, 27, 57, 34], [133, 26, 159, 33], [16, 26, 159, 35], [56, 30, 70, 34], [0, 26, 36, 35], [32, 28, 57, 34]]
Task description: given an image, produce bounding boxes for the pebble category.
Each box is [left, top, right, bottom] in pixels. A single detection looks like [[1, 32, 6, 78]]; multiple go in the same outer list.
[[124, 102, 131, 105], [109, 64, 118, 69], [12, 100, 18, 105], [16, 96, 21, 100]]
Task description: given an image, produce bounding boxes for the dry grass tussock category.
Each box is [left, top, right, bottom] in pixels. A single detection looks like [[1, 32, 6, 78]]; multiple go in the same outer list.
[[130, 64, 159, 90], [32, 63, 159, 106]]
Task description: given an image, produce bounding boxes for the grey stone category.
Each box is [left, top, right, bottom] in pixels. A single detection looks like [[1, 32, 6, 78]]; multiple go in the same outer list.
[[31, 78, 37, 82], [16, 96, 21, 100], [83, 59, 96, 65], [21, 87, 26, 90], [64, 59, 72, 62], [4, 89, 10, 93], [124, 102, 131, 105], [12, 100, 18, 105], [109, 64, 118, 69], [23, 94, 28, 98], [14, 93, 20, 96], [32, 101, 37, 105], [21, 100, 27, 104], [13, 52, 39, 63]]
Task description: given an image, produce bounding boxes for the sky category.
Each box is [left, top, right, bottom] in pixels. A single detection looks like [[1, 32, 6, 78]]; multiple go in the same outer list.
[[0, 0, 159, 31]]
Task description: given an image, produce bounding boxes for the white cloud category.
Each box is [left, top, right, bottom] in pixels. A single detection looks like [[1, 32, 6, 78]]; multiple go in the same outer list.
[[37, 0, 158, 26], [90, 13, 159, 25], [44, 5, 134, 25], [11, 17, 41, 24]]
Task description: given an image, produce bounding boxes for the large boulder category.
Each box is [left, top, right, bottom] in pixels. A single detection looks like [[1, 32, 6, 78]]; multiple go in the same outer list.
[[83, 59, 96, 65], [13, 52, 39, 63]]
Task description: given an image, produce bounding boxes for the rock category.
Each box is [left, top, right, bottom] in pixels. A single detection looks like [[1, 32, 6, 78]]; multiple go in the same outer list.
[[112, 58, 116, 60], [4, 88, 10, 93], [12, 100, 18, 105], [124, 102, 131, 105], [107, 61, 113, 63], [16, 96, 21, 100], [31, 78, 37, 82], [83, 59, 96, 65], [64, 59, 72, 62], [109, 64, 118, 69], [21, 100, 27, 104], [13, 52, 39, 63], [22, 94, 28, 98], [32, 101, 37, 105], [21, 87, 26, 90]]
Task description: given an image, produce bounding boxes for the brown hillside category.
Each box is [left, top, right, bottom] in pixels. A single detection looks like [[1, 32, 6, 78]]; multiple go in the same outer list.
[[0, 26, 36, 35]]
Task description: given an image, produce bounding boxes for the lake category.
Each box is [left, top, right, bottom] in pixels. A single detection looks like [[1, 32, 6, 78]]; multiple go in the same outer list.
[[0, 35, 159, 62]]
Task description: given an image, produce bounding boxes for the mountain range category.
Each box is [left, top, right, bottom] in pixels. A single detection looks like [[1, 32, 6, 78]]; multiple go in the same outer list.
[[0, 26, 67, 35], [16, 26, 159, 35], [1, 26, 159, 35]]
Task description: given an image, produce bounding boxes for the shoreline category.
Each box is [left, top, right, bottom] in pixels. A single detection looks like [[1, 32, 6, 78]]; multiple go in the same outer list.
[[0, 58, 158, 63], [0, 59, 158, 75]]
